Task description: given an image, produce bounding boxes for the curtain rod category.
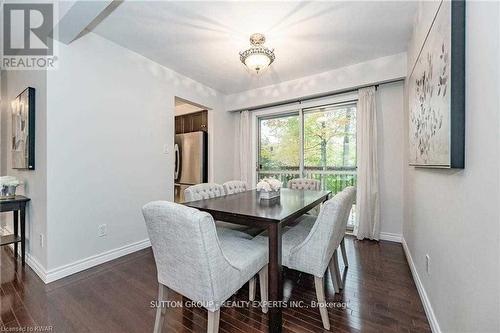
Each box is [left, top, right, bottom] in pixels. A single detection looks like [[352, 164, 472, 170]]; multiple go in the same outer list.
[[234, 78, 404, 113]]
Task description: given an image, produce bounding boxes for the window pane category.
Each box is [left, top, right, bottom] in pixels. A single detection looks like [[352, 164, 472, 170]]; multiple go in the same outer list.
[[303, 105, 356, 170], [259, 114, 300, 172]]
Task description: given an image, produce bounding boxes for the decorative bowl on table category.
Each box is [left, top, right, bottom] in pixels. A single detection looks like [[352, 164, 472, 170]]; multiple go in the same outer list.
[[256, 178, 282, 200], [0, 176, 21, 200]]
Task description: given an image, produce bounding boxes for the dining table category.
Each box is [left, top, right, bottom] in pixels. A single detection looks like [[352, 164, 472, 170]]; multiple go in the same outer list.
[[184, 188, 331, 333]]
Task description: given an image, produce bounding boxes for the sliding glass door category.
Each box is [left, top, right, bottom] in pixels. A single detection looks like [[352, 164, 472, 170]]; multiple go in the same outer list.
[[258, 113, 300, 185], [302, 104, 357, 194], [257, 102, 357, 225]]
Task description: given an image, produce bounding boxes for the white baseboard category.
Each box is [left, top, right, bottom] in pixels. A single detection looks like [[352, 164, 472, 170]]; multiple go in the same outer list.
[[402, 237, 441, 333], [44, 238, 151, 283], [26, 253, 49, 282], [379, 232, 402, 243], [1, 225, 151, 284], [0, 226, 49, 282]]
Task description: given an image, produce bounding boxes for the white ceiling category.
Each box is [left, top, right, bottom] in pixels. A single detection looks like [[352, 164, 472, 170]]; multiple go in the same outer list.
[[93, 1, 417, 94]]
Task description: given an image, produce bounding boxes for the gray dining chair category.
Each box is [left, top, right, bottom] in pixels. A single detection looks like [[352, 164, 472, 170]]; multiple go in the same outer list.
[[185, 183, 262, 238], [184, 183, 225, 202], [183, 183, 263, 299], [287, 178, 321, 191], [255, 190, 352, 330], [142, 201, 268, 333], [222, 180, 248, 195], [288, 178, 322, 216], [184, 183, 246, 232], [338, 187, 356, 271]]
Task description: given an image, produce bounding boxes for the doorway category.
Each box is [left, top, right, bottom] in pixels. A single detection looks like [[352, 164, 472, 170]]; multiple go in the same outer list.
[[174, 97, 210, 203]]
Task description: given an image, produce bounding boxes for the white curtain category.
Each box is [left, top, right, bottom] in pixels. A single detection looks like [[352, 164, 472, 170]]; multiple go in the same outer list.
[[354, 87, 380, 241], [239, 110, 251, 185]]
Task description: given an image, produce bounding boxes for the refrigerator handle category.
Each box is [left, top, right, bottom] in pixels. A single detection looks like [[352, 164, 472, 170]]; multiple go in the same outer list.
[[174, 144, 180, 180]]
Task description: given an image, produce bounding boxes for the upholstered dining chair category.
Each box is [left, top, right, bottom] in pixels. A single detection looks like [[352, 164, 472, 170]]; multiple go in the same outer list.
[[183, 183, 263, 298], [288, 178, 322, 216], [255, 190, 352, 330], [287, 178, 321, 191], [143, 201, 268, 333], [184, 183, 244, 235], [337, 187, 356, 271], [291, 187, 356, 293], [184, 182, 263, 236], [184, 183, 225, 202], [222, 180, 248, 195]]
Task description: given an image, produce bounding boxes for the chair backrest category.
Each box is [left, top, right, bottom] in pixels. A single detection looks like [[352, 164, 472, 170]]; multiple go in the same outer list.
[[223, 180, 248, 195], [184, 183, 225, 202], [288, 178, 321, 191], [142, 201, 239, 310], [288, 191, 351, 277], [338, 186, 356, 230]]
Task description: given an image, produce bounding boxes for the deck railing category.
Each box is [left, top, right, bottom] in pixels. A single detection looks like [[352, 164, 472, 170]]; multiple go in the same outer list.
[[258, 168, 357, 195]]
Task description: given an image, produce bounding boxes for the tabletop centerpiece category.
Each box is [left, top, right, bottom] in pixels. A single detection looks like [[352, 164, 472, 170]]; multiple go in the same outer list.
[[256, 178, 282, 200], [0, 176, 21, 200]]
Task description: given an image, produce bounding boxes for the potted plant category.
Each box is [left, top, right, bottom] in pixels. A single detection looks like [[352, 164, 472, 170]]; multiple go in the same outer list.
[[256, 178, 282, 200], [0, 176, 21, 199]]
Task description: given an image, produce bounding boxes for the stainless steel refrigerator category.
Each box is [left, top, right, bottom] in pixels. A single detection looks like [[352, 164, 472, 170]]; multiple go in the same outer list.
[[174, 131, 208, 203]]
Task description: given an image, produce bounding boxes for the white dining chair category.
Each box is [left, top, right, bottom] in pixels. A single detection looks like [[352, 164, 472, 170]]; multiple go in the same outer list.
[[143, 201, 268, 333], [222, 180, 247, 195], [255, 190, 352, 330]]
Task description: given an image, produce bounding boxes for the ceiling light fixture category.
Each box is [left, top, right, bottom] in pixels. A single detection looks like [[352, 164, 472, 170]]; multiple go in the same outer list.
[[239, 33, 275, 74]]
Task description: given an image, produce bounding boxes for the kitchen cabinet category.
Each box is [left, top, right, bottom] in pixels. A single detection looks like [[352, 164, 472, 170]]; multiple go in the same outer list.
[[175, 110, 207, 134]]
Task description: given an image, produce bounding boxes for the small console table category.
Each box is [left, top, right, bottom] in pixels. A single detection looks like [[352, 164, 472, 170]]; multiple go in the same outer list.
[[0, 196, 30, 265]]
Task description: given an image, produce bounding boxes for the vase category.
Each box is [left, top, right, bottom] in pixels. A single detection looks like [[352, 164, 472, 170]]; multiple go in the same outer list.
[[259, 189, 280, 200]]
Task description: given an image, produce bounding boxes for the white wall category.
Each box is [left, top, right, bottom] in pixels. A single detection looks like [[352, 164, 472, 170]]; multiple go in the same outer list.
[[174, 102, 205, 116], [0, 69, 48, 268], [403, 2, 500, 332], [223, 52, 407, 112], [208, 109, 239, 184], [0, 31, 237, 280], [42, 32, 233, 274]]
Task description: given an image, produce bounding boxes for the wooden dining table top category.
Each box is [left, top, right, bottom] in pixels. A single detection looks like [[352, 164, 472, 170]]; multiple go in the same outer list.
[[184, 188, 331, 225]]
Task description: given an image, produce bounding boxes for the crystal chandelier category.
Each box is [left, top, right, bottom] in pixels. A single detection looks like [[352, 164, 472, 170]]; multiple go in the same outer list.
[[239, 33, 275, 74]]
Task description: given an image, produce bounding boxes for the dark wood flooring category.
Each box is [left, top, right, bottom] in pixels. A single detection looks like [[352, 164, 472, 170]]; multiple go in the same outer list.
[[0, 236, 431, 332]]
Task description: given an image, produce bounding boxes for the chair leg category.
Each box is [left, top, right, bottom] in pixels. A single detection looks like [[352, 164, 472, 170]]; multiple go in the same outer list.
[[328, 255, 340, 294], [340, 237, 348, 267], [207, 309, 220, 333], [258, 265, 268, 313], [249, 276, 256, 301], [314, 276, 331, 330], [333, 249, 343, 290], [153, 284, 167, 333]]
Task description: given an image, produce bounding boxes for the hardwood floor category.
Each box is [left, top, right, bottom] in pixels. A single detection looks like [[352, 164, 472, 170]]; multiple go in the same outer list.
[[0, 236, 431, 333]]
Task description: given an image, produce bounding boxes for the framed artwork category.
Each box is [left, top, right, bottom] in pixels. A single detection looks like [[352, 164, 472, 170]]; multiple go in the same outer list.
[[11, 87, 35, 170], [408, 0, 465, 168]]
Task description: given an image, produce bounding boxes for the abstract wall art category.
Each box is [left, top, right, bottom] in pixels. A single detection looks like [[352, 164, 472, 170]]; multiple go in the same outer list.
[[11, 87, 35, 170], [409, 0, 465, 168]]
